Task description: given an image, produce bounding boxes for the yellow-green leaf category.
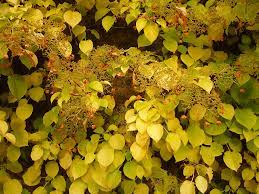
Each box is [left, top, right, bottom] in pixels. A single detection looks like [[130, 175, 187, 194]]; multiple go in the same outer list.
[[130, 142, 146, 162], [181, 54, 195, 67], [88, 81, 103, 93], [28, 87, 44, 102], [108, 134, 125, 150], [16, 103, 33, 121], [31, 145, 43, 161], [195, 176, 208, 193], [3, 179, 23, 194], [180, 180, 195, 194], [136, 18, 147, 33], [8, 75, 28, 99], [102, 16, 115, 32], [144, 22, 159, 43], [163, 38, 178, 52], [188, 46, 205, 61], [194, 76, 214, 93], [218, 103, 235, 120], [96, 144, 114, 167], [166, 133, 181, 152], [147, 123, 164, 142], [189, 104, 206, 121], [7, 145, 20, 162], [0, 120, 8, 136], [223, 151, 242, 171], [79, 40, 93, 55], [63, 10, 82, 28], [45, 161, 59, 178]]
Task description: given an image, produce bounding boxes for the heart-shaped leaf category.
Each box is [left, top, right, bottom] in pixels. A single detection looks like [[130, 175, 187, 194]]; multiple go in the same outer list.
[[79, 40, 93, 54], [63, 10, 82, 28], [188, 46, 205, 61], [102, 16, 115, 32]]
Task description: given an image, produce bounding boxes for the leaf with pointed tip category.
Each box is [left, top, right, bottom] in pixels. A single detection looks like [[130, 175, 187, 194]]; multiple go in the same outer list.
[[79, 40, 93, 54], [147, 123, 164, 142], [223, 151, 242, 171], [63, 10, 82, 28], [144, 22, 159, 43], [102, 16, 115, 32]]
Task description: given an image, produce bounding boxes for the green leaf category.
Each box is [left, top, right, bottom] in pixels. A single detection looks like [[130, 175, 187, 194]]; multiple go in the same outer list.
[[102, 16, 115, 32], [31, 145, 43, 161], [8, 75, 28, 99], [187, 123, 205, 147], [16, 103, 33, 121], [136, 18, 147, 33], [96, 144, 114, 167], [63, 10, 82, 28], [69, 179, 87, 194], [218, 103, 235, 120], [163, 38, 178, 52], [195, 176, 208, 193], [180, 180, 195, 194], [223, 151, 242, 171], [235, 109, 256, 130], [3, 179, 23, 194], [51, 175, 66, 192], [137, 34, 152, 48], [181, 54, 195, 67], [147, 123, 164, 142], [108, 134, 125, 150], [45, 161, 59, 178], [166, 133, 181, 152], [189, 104, 206, 121], [194, 76, 214, 93], [0, 120, 8, 136], [79, 40, 93, 54], [7, 145, 20, 162], [88, 81, 103, 93], [20, 50, 38, 69], [144, 22, 159, 43]]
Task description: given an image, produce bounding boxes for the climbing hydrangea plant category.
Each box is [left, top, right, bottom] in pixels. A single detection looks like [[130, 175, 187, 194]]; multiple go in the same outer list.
[[0, 0, 259, 194]]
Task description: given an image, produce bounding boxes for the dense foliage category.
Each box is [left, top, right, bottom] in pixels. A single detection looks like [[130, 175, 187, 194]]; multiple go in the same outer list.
[[0, 0, 259, 193]]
